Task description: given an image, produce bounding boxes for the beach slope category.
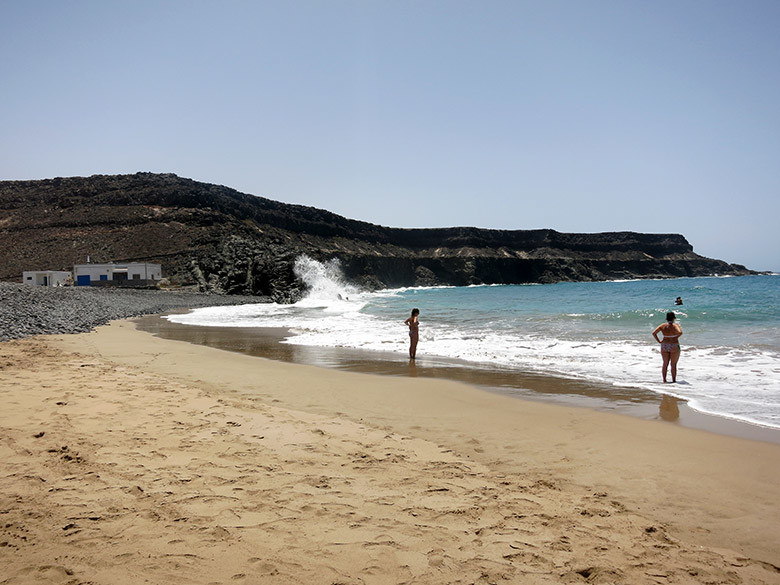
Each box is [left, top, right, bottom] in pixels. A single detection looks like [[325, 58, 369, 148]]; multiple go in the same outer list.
[[1, 321, 778, 584]]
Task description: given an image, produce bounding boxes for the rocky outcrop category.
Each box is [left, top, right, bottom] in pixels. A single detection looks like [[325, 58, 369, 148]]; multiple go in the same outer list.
[[0, 173, 755, 298]]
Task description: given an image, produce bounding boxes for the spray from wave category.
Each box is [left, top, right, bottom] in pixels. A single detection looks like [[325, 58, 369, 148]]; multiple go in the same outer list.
[[165, 256, 369, 327], [293, 255, 362, 308]]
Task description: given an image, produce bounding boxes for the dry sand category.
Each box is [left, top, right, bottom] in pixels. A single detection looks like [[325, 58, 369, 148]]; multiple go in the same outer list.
[[1, 320, 779, 584]]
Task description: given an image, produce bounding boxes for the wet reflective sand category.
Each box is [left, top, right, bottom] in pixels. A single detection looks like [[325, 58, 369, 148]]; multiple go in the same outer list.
[[135, 314, 780, 444]]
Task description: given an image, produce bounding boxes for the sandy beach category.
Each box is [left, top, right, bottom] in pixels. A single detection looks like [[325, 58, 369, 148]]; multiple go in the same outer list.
[[2, 320, 779, 585]]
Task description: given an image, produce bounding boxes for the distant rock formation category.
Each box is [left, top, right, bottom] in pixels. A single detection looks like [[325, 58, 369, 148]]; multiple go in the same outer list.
[[0, 173, 755, 299]]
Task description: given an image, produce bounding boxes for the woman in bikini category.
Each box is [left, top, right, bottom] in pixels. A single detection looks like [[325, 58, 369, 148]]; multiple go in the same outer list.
[[652, 311, 682, 383], [404, 308, 420, 359]]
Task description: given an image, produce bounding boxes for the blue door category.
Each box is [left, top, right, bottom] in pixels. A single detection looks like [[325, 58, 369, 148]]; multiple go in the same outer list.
[[100, 274, 108, 281], [77, 275, 91, 286]]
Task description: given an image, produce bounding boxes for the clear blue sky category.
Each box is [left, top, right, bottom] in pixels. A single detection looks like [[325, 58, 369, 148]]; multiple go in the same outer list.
[[2, 1, 778, 271]]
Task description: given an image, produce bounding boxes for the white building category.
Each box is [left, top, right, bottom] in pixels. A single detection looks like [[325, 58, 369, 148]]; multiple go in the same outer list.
[[73, 262, 162, 286], [22, 270, 73, 287]]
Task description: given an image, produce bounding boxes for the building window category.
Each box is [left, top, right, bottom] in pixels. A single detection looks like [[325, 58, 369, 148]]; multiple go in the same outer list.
[[132, 274, 141, 280]]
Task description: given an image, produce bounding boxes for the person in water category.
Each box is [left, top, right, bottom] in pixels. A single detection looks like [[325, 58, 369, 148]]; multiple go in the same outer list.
[[675, 296, 683, 305], [404, 308, 420, 359], [652, 311, 682, 383]]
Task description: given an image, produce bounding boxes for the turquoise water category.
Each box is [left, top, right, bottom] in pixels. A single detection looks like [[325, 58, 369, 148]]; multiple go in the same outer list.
[[368, 275, 780, 348], [170, 262, 780, 429]]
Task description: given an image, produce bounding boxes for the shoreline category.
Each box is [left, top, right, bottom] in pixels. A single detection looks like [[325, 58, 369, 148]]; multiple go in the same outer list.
[[136, 314, 780, 445], [2, 319, 779, 583]]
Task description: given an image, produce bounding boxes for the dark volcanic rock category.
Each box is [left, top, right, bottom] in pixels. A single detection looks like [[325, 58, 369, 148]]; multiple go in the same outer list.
[[0, 173, 755, 298]]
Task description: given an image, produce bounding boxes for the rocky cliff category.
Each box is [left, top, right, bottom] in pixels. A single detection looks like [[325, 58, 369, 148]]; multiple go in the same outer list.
[[0, 173, 754, 299]]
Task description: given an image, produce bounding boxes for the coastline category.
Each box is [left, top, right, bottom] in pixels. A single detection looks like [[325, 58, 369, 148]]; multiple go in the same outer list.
[[136, 314, 780, 445], [2, 319, 779, 584]]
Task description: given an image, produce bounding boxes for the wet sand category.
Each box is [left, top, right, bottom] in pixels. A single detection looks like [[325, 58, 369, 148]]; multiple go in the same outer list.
[[2, 320, 779, 584], [136, 315, 780, 445]]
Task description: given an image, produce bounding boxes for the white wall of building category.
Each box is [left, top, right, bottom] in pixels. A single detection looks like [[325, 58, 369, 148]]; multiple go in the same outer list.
[[72, 262, 162, 285], [22, 271, 72, 287]]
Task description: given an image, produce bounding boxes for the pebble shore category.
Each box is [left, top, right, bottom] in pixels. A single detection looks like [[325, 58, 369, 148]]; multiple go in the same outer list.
[[0, 282, 269, 341]]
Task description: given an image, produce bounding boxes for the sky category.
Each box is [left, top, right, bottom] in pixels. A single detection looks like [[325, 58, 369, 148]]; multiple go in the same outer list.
[[1, 1, 778, 272]]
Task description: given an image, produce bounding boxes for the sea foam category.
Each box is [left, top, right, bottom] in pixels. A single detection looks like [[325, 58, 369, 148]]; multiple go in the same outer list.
[[167, 258, 780, 429]]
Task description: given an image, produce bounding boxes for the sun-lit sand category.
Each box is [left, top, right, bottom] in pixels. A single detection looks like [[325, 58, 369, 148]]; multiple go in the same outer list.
[[1, 320, 779, 584]]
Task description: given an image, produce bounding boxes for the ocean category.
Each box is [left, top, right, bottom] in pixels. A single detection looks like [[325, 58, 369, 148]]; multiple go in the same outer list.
[[166, 256, 780, 431]]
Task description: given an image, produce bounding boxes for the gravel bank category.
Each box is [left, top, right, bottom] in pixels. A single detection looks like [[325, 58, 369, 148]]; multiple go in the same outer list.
[[0, 283, 269, 341]]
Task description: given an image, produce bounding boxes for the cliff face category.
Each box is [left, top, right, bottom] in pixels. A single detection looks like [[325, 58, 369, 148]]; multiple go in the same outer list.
[[0, 173, 754, 298]]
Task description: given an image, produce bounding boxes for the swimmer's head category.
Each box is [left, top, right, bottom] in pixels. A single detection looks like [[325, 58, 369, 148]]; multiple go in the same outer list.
[[666, 311, 676, 322], [411, 308, 419, 316]]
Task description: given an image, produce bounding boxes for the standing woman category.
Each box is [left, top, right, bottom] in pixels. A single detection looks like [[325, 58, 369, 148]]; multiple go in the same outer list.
[[405, 308, 420, 359], [652, 312, 682, 383]]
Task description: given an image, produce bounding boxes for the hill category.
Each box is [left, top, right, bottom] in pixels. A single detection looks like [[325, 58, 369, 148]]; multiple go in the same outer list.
[[0, 173, 754, 300]]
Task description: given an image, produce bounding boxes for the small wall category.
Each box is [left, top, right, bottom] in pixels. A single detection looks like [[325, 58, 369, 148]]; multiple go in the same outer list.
[[89, 279, 159, 288]]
